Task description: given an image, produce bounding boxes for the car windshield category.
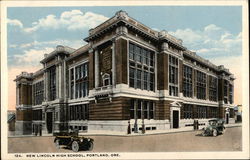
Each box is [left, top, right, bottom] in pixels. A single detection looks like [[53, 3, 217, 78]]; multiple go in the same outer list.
[[209, 120, 217, 126]]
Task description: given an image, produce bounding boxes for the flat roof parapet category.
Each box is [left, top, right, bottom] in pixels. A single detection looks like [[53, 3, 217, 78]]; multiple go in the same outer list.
[[14, 71, 33, 81], [184, 50, 218, 70], [219, 65, 231, 74], [159, 30, 183, 45], [41, 45, 76, 63], [87, 10, 159, 41]]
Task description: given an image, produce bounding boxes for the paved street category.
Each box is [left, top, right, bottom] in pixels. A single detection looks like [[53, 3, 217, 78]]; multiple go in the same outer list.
[[8, 126, 241, 153]]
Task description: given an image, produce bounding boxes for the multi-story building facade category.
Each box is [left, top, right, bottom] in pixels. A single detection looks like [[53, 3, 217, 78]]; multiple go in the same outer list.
[[14, 11, 235, 135]]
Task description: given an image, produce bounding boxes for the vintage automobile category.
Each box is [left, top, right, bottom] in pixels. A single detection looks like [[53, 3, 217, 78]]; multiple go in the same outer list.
[[54, 131, 94, 152], [202, 119, 226, 137]]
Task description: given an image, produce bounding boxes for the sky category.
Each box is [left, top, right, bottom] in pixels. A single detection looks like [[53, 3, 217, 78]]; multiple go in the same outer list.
[[7, 6, 242, 110]]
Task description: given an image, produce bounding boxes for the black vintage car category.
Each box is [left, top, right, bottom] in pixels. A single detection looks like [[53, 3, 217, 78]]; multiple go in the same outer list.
[[202, 119, 226, 137], [54, 131, 94, 152]]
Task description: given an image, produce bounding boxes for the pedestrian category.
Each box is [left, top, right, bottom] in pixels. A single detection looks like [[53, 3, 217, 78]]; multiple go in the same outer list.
[[127, 121, 131, 134]]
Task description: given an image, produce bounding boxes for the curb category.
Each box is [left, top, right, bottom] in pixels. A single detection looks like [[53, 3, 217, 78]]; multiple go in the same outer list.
[[8, 124, 241, 138]]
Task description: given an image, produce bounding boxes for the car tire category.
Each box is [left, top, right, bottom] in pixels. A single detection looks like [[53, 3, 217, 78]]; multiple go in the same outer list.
[[88, 141, 94, 151], [72, 141, 80, 152], [55, 139, 60, 149], [212, 129, 218, 137]]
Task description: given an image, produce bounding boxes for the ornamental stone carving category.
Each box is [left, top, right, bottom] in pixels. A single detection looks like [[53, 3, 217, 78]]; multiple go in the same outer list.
[[116, 26, 128, 36], [159, 30, 168, 38], [161, 42, 169, 51], [56, 45, 64, 52], [115, 10, 128, 20]]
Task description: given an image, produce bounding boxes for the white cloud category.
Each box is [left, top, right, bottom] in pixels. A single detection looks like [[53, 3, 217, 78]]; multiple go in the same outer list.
[[9, 44, 18, 48], [152, 28, 160, 31], [24, 10, 108, 33], [171, 25, 242, 105], [210, 56, 242, 105], [10, 39, 85, 50], [169, 24, 242, 58], [7, 18, 23, 28], [169, 28, 202, 45], [13, 47, 54, 66], [204, 24, 221, 32]]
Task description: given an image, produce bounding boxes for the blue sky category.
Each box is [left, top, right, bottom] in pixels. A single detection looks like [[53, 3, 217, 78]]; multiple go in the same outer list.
[[7, 6, 243, 109], [7, 6, 242, 67]]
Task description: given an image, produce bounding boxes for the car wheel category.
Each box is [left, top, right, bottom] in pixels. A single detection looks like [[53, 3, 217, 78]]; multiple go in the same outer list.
[[212, 129, 218, 137], [72, 141, 80, 152], [55, 139, 60, 149], [88, 141, 94, 151]]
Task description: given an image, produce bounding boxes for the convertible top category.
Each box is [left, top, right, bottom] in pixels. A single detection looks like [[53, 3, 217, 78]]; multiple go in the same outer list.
[[208, 118, 225, 124], [53, 131, 79, 137]]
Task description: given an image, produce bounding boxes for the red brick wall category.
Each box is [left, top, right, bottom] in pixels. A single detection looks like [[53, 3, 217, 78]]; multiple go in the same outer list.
[[157, 53, 168, 90], [115, 38, 128, 84]]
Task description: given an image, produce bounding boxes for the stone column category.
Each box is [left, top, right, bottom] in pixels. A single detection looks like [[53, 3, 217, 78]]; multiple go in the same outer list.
[[44, 71, 48, 101], [112, 39, 116, 87], [73, 66, 76, 99], [154, 52, 158, 91], [193, 68, 196, 98], [95, 50, 99, 88], [206, 74, 209, 100], [63, 60, 66, 99], [16, 84, 19, 106], [32, 82, 34, 105], [56, 63, 59, 100], [179, 59, 183, 97], [58, 63, 62, 99], [42, 107, 47, 134], [88, 48, 95, 90]]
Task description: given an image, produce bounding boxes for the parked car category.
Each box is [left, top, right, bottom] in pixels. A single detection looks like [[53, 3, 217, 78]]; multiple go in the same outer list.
[[54, 131, 94, 152], [202, 119, 226, 137]]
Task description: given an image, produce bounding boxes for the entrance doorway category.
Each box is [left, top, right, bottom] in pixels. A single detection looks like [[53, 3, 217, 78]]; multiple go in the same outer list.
[[173, 110, 179, 128], [46, 112, 53, 133]]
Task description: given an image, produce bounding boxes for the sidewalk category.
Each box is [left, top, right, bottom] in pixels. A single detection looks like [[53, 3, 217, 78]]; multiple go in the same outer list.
[[9, 123, 241, 138], [78, 123, 241, 137]]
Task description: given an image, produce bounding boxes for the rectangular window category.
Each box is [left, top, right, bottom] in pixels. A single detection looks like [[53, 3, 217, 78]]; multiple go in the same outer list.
[[129, 43, 135, 60], [32, 109, 42, 120], [149, 101, 154, 119], [137, 70, 142, 89], [197, 106, 207, 118], [224, 80, 228, 104], [70, 62, 89, 99], [143, 101, 148, 119], [183, 65, 193, 97], [137, 100, 142, 119], [143, 71, 148, 90], [229, 84, 233, 104], [130, 99, 155, 120], [210, 107, 218, 118], [48, 66, 56, 101], [130, 100, 135, 119], [129, 43, 155, 91], [196, 71, 206, 100], [169, 55, 178, 96], [69, 104, 89, 121], [209, 76, 217, 101], [129, 67, 135, 88], [33, 81, 44, 105], [183, 104, 193, 119]]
